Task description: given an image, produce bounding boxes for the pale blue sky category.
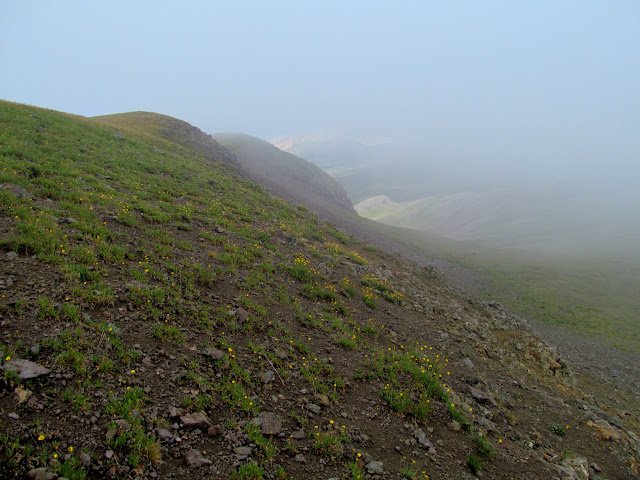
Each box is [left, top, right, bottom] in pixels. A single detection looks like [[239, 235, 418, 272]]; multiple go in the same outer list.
[[1, 1, 639, 177]]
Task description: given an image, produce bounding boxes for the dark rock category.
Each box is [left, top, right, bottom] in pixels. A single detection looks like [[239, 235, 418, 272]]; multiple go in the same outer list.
[[469, 386, 497, 407], [180, 412, 211, 430], [184, 449, 212, 467], [207, 424, 223, 437], [3, 358, 51, 379]]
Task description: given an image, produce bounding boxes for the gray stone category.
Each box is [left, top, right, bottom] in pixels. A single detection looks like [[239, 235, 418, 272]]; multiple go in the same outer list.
[[261, 370, 275, 384], [256, 412, 282, 435], [115, 419, 130, 431], [469, 386, 497, 407], [235, 307, 250, 322], [314, 393, 330, 406], [184, 449, 212, 467], [207, 424, 223, 437], [414, 429, 436, 452], [79, 452, 91, 467], [0, 183, 31, 199], [2, 358, 51, 379], [234, 446, 252, 457], [8, 412, 19, 420], [181, 412, 211, 430], [291, 430, 305, 439], [462, 357, 475, 370], [306, 403, 321, 414], [366, 461, 384, 475], [562, 457, 589, 480], [27, 467, 56, 480], [203, 347, 224, 361], [294, 454, 307, 463], [6, 251, 18, 261], [155, 428, 174, 442]]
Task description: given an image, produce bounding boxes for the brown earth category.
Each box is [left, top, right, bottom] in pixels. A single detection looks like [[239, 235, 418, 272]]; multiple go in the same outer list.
[[1, 206, 639, 479]]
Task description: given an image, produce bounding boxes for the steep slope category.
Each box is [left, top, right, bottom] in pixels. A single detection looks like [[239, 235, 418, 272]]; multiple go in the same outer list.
[[0, 101, 639, 480], [214, 132, 355, 213], [92, 111, 239, 169]]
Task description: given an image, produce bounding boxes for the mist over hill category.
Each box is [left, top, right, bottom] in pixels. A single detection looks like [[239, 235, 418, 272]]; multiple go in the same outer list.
[[214, 133, 355, 214], [276, 136, 640, 256]]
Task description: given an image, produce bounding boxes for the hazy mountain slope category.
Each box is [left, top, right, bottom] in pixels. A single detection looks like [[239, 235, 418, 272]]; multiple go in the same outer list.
[[2, 101, 640, 479], [214, 133, 355, 213]]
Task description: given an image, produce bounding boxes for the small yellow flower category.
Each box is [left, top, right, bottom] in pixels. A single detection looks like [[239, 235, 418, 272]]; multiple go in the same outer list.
[[38, 435, 45, 441], [329, 420, 334, 424], [5, 356, 10, 361], [68, 446, 73, 452], [53, 453, 58, 459], [130, 369, 135, 374]]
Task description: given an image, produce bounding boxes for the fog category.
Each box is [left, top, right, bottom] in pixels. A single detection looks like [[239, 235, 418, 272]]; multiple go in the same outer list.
[[2, 1, 639, 255]]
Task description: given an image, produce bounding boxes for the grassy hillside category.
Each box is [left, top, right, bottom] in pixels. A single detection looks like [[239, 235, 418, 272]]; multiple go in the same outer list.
[[0, 101, 639, 480], [345, 215, 640, 354]]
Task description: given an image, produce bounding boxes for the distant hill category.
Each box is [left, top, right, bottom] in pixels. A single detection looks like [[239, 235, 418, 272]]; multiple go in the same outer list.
[[354, 188, 640, 254], [213, 133, 355, 213]]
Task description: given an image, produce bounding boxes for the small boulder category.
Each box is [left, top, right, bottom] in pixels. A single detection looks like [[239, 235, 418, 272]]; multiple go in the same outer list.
[[261, 370, 275, 384], [366, 461, 384, 475], [155, 428, 174, 442], [255, 412, 282, 435], [235, 307, 250, 322], [180, 412, 211, 430], [183, 449, 212, 467], [3, 358, 50, 380], [203, 347, 224, 361], [415, 429, 436, 452], [27, 467, 56, 480], [469, 386, 497, 407]]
